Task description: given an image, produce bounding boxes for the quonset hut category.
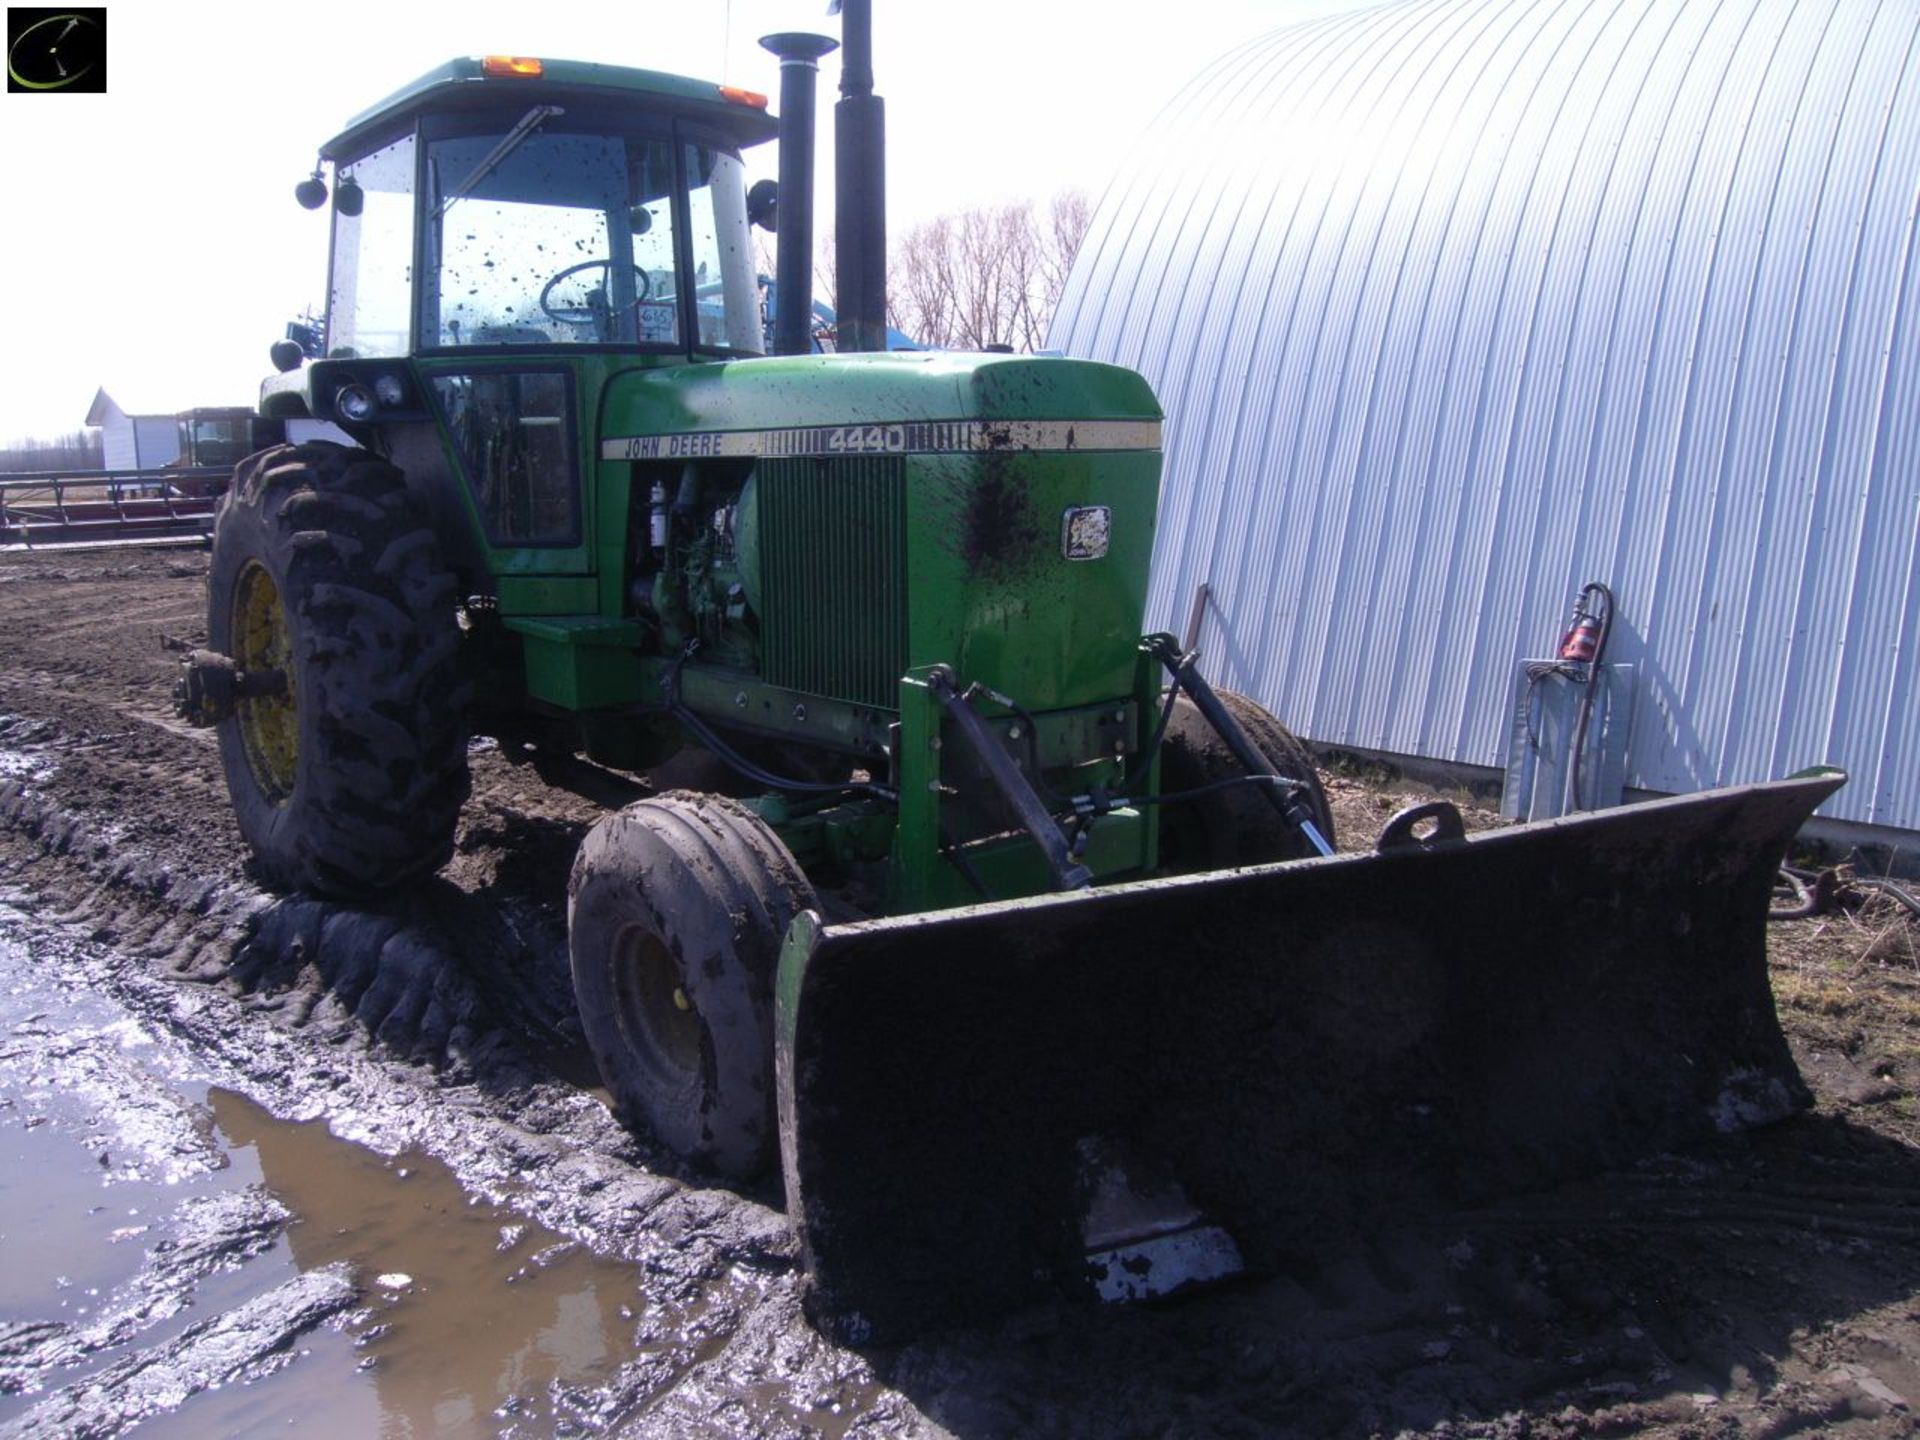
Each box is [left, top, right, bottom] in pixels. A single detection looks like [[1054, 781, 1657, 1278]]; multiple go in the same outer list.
[[1051, 0, 1920, 850]]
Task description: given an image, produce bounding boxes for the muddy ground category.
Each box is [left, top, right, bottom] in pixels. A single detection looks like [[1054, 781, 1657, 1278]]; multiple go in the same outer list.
[[2, 543, 1919, 1438]]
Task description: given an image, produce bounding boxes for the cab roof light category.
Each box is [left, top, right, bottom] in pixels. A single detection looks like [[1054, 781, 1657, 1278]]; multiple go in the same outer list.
[[483, 56, 544, 78], [718, 85, 769, 109]]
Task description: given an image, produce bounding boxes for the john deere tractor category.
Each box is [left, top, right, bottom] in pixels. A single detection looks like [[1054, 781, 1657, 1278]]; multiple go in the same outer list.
[[181, 41, 1840, 1340]]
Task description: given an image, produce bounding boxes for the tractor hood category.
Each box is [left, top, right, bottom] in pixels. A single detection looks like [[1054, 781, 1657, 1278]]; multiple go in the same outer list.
[[597, 351, 1163, 462]]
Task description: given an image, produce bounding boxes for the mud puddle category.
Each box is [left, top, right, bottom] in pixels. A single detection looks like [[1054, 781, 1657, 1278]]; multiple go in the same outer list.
[[0, 911, 675, 1438]]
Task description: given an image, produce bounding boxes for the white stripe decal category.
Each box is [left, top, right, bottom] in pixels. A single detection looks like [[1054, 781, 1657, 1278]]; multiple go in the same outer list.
[[599, 419, 1161, 462]]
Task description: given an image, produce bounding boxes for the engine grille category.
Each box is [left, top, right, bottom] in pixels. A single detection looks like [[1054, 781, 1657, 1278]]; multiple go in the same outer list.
[[757, 455, 908, 711]]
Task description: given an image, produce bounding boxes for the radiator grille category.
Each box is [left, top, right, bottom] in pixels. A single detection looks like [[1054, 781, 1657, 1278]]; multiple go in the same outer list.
[[757, 455, 907, 711]]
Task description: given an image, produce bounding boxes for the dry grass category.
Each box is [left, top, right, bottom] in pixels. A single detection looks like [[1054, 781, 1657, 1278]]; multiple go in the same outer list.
[[1770, 882, 1920, 1050]]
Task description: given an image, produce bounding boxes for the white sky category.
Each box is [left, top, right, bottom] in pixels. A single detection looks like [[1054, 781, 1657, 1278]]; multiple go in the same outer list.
[[0, 0, 1364, 444]]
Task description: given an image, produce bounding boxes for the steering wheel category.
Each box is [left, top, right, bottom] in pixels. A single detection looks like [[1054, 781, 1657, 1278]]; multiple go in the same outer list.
[[539, 259, 652, 325]]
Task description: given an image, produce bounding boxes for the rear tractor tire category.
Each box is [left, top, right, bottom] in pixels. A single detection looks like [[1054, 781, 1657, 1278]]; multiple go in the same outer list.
[[207, 442, 471, 898], [1157, 688, 1336, 870], [568, 793, 819, 1179]]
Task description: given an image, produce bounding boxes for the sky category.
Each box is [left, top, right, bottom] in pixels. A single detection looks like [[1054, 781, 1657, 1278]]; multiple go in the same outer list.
[[0, 0, 1367, 444]]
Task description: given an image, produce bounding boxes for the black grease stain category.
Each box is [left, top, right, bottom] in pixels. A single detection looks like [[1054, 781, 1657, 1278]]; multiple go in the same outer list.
[[961, 452, 1045, 580]]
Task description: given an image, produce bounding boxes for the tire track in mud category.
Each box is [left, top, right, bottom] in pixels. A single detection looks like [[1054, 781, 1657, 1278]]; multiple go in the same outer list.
[[0, 557, 913, 1437], [0, 771, 892, 1435]]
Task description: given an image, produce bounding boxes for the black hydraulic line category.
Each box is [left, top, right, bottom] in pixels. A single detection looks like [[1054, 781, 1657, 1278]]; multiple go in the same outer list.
[[926, 667, 1091, 891], [664, 645, 895, 802], [1857, 875, 1920, 921], [1146, 637, 1335, 858], [1769, 868, 1818, 920], [937, 818, 993, 901], [1567, 581, 1616, 811], [1118, 665, 1186, 796]]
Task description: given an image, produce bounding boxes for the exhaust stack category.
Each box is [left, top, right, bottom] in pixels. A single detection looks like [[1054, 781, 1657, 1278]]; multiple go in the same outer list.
[[833, 0, 887, 353], [760, 31, 839, 356]]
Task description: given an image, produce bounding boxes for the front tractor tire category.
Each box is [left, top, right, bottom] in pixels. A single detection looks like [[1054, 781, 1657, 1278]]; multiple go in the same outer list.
[[568, 794, 818, 1180], [1157, 689, 1336, 870], [207, 442, 471, 898]]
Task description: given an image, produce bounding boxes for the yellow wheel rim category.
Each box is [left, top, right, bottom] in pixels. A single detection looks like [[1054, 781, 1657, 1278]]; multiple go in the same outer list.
[[232, 561, 298, 803]]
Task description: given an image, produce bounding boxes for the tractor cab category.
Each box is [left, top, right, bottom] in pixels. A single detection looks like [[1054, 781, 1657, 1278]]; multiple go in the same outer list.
[[310, 56, 775, 363], [259, 56, 781, 578]]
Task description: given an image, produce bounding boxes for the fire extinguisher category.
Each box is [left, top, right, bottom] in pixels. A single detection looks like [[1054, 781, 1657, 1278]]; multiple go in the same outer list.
[[1558, 585, 1612, 670]]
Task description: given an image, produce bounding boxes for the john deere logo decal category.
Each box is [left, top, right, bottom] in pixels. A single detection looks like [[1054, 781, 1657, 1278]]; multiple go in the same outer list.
[[1062, 506, 1111, 561]]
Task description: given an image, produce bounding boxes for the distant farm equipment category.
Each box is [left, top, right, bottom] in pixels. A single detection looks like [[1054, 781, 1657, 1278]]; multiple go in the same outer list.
[[1, 411, 292, 550], [0, 465, 232, 550]]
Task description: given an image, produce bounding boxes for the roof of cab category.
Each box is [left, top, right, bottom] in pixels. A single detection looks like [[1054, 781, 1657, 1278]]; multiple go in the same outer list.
[[320, 56, 780, 159]]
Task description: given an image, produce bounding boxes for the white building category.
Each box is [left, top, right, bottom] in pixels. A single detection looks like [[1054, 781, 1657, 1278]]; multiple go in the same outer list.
[[84, 389, 180, 469], [1052, 0, 1920, 850]]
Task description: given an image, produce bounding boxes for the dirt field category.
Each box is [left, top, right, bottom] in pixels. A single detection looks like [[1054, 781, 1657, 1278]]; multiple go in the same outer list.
[[3, 543, 1919, 1438]]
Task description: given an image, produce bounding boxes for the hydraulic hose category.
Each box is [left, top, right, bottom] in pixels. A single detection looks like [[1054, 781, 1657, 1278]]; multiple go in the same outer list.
[[665, 645, 896, 803], [1567, 581, 1616, 810]]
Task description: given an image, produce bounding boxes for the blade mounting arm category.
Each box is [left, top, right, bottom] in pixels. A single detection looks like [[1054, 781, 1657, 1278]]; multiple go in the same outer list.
[[926, 666, 1091, 891], [1147, 637, 1335, 857]]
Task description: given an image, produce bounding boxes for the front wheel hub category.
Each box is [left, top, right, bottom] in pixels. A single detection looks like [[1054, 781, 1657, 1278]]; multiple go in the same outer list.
[[226, 561, 298, 800], [173, 647, 288, 728]]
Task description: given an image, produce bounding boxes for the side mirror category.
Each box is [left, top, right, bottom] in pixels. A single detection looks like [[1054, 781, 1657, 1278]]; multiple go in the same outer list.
[[627, 205, 654, 236], [295, 168, 328, 210], [334, 176, 364, 218], [282, 319, 324, 363], [269, 340, 305, 374], [747, 179, 778, 232]]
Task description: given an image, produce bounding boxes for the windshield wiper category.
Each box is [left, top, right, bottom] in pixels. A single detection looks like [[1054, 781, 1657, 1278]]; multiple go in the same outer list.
[[431, 104, 565, 220]]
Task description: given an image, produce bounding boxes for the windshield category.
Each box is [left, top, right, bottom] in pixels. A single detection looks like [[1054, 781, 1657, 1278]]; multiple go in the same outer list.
[[410, 124, 760, 353]]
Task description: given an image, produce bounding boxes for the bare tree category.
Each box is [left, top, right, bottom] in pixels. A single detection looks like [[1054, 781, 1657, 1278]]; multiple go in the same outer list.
[[886, 188, 1093, 351], [813, 225, 838, 316], [0, 429, 104, 473], [1037, 188, 1093, 332]]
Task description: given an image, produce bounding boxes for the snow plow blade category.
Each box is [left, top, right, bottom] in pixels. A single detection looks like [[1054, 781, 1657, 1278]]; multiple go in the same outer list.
[[775, 772, 1843, 1344]]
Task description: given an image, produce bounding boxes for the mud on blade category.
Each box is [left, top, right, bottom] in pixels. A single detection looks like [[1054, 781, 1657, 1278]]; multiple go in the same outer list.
[[775, 773, 1842, 1344]]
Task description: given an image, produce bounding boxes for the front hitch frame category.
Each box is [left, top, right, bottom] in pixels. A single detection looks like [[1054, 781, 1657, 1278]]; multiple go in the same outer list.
[[926, 666, 1091, 891]]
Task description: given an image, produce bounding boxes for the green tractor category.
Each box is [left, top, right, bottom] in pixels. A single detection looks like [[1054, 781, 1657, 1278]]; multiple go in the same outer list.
[[180, 42, 1840, 1341]]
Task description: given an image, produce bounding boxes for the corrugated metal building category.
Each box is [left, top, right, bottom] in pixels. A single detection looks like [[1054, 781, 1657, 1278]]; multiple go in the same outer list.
[[1052, 0, 1920, 843]]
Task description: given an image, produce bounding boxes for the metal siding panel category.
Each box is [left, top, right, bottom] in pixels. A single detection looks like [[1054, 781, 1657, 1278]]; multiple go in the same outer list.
[[1750, 0, 1904, 785], [1049, 0, 1920, 836], [1293, 1, 1534, 749], [1232, 1, 1478, 730], [131, 416, 179, 468], [1432, 0, 1660, 763], [1668, 2, 1819, 787], [1149, 4, 1449, 711], [1812, 12, 1920, 823], [1603, 0, 1790, 795], [100, 422, 135, 471]]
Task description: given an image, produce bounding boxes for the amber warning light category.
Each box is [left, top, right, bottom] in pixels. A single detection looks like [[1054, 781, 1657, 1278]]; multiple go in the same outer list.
[[482, 56, 544, 78], [719, 85, 769, 108]]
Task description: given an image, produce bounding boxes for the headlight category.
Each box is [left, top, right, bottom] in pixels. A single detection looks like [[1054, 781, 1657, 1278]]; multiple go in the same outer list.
[[335, 382, 377, 422], [373, 373, 407, 407]]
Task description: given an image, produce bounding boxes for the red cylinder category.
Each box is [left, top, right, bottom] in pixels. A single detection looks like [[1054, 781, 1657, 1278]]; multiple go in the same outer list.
[[1559, 614, 1601, 663]]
